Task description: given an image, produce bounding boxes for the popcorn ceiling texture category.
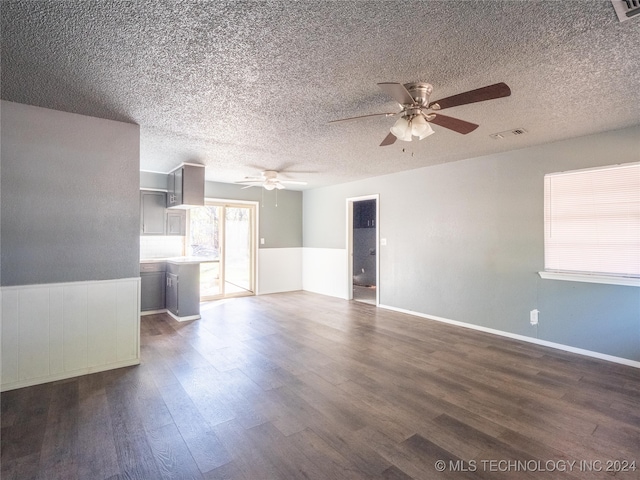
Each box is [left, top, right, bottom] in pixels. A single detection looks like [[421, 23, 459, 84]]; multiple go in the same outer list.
[[2, 1, 639, 189]]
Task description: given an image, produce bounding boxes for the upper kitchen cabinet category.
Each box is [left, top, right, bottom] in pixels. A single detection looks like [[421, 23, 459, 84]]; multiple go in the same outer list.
[[166, 210, 186, 236], [140, 191, 166, 235], [353, 199, 376, 228], [167, 164, 205, 208]]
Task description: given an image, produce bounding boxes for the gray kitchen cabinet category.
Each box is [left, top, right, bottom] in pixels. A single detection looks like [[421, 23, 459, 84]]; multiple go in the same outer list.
[[167, 164, 205, 208], [140, 191, 166, 235], [166, 262, 200, 318], [166, 210, 186, 236], [354, 199, 376, 229], [140, 262, 166, 311], [166, 272, 179, 315]]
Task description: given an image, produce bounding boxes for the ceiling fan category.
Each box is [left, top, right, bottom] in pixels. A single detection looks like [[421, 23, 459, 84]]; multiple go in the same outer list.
[[236, 170, 308, 190], [329, 82, 511, 146]]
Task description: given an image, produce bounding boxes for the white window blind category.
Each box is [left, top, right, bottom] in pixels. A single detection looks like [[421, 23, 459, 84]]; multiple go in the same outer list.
[[544, 163, 640, 278]]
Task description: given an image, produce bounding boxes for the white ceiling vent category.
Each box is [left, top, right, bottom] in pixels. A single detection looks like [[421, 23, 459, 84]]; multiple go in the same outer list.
[[490, 128, 528, 140], [610, 0, 640, 22]]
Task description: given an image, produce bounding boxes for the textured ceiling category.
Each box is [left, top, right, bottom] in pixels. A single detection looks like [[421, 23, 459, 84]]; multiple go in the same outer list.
[[2, 1, 639, 189]]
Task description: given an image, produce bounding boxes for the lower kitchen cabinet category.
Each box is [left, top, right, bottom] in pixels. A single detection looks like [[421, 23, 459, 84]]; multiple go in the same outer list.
[[165, 273, 178, 315], [140, 262, 166, 311], [166, 262, 200, 319]]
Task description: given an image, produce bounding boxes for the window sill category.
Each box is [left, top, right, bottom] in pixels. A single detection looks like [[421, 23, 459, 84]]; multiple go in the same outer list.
[[538, 271, 640, 287]]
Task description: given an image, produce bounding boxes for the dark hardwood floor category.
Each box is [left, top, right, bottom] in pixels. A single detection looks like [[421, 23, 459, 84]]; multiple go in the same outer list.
[[2, 291, 639, 479]]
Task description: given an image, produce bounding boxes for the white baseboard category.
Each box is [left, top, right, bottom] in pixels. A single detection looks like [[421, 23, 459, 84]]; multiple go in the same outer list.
[[1, 358, 140, 392], [1, 277, 141, 391], [141, 308, 167, 316], [379, 304, 640, 369], [166, 310, 200, 322]]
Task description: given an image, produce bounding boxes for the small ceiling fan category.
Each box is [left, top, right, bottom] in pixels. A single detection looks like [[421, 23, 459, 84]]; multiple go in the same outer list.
[[236, 170, 307, 190], [329, 81, 511, 146]]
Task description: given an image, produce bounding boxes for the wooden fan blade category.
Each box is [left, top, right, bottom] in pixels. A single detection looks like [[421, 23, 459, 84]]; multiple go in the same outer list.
[[328, 112, 396, 124], [428, 82, 511, 110], [378, 82, 415, 105], [240, 185, 255, 189], [380, 132, 397, 146], [429, 114, 479, 134]]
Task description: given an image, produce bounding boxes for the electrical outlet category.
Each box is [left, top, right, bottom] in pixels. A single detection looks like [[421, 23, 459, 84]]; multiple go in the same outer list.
[[530, 309, 539, 326], [260, 238, 265, 245]]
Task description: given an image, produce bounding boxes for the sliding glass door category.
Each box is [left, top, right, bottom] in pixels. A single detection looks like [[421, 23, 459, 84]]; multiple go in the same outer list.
[[188, 202, 256, 300]]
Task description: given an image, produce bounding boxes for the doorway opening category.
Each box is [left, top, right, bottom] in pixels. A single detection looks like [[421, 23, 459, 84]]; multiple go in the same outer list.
[[188, 201, 257, 301], [347, 195, 379, 305]]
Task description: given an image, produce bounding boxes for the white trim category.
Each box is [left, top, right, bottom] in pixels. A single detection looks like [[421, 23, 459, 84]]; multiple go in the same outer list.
[[140, 187, 168, 193], [166, 310, 201, 322], [168, 162, 205, 174], [142, 163, 205, 175], [1, 358, 140, 392], [346, 194, 380, 305], [545, 161, 639, 177], [141, 308, 167, 316], [0, 277, 141, 290], [379, 304, 640, 369], [538, 271, 640, 287]]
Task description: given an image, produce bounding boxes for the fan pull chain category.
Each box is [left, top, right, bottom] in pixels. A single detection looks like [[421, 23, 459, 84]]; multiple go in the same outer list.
[[275, 188, 278, 207], [261, 187, 264, 207]]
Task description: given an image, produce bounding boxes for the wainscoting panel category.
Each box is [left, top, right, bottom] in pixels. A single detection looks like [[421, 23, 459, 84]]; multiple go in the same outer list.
[[258, 247, 303, 295], [0, 277, 140, 391], [302, 247, 349, 299]]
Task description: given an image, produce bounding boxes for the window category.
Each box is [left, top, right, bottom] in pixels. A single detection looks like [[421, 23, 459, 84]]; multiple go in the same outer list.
[[541, 163, 640, 287]]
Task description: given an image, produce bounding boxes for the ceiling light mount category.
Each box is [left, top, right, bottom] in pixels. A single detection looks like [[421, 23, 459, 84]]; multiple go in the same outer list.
[[403, 82, 434, 107]]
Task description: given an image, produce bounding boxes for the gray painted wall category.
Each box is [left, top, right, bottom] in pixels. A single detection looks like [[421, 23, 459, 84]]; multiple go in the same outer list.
[[303, 125, 640, 361], [1, 101, 140, 286], [140, 172, 303, 248]]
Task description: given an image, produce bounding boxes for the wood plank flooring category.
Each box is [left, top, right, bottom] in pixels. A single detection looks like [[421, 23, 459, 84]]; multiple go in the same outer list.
[[2, 291, 639, 479]]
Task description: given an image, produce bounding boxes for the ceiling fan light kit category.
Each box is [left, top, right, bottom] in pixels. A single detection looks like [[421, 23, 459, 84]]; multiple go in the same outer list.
[[391, 113, 435, 142], [330, 81, 511, 147]]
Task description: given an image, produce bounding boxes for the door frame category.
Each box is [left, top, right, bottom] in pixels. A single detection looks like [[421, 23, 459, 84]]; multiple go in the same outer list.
[[346, 194, 380, 305]]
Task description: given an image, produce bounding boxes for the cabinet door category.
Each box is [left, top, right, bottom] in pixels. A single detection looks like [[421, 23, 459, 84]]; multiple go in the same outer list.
[[182, 165, 205, 206], [364, 201, 376, 228], [173, 168, 183, 206], [166, 273, 179, 315], [354, 200, 376, 229], [166, 210, 186, 236], [141, 191, 166, 234], [141, 271, 166, 311]]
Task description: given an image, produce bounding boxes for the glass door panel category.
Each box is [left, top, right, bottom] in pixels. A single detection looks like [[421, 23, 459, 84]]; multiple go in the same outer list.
[[224, 206, 253, 295], [188, 205, 222, 299], [188, 202, 255, 301]]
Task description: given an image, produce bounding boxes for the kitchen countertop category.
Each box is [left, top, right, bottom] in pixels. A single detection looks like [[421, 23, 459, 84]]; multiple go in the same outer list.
[[140, 256, 219, 265]]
